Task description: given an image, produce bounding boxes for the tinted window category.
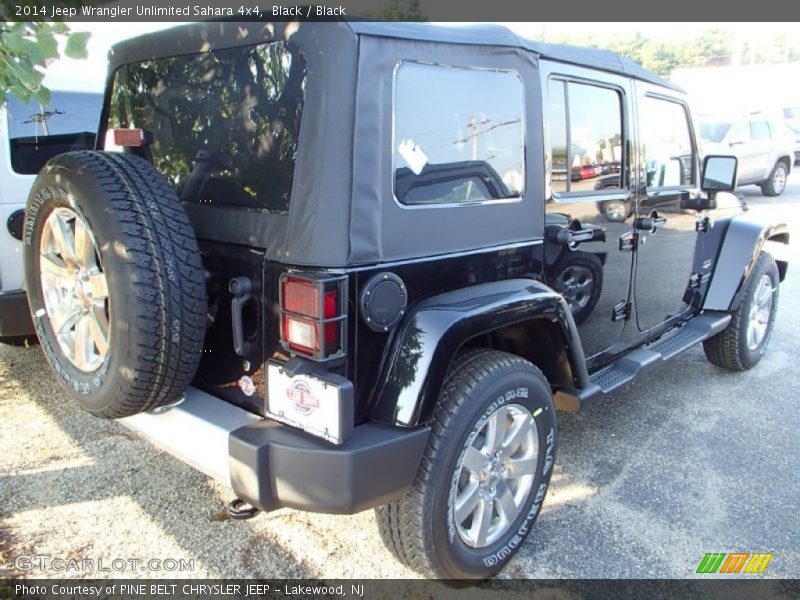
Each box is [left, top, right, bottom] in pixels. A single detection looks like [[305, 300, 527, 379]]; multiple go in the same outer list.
[[108, 41, 307, 213], [7, 91, 102, 174], [640, 97, 695, 188], [749, 120, 771, 141], [393, 62, 524, 205], [548, 80, 623, 195]]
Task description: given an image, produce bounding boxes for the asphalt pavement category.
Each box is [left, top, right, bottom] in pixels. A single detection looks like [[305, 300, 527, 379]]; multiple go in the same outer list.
[[1, 174, 799, 580]]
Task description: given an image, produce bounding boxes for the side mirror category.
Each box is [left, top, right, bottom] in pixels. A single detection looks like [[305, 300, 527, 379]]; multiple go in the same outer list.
[[701, 155, 738, 193]]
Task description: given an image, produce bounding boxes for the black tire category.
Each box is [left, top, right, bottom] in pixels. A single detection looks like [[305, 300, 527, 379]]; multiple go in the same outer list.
[[550, 251, 603, 326], [23, 151, 207, 418], [760, 161, 788, 196], [703, 252, 779, 371], [375, 349, 557, 579]]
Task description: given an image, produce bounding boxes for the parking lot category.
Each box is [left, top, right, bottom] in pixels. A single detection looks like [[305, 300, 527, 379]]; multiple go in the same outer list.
[[1, 176, 799, 580]]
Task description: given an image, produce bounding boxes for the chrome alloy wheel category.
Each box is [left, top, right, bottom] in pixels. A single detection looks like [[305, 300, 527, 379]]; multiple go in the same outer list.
[[39, 207, 110, 372], [772, 165, 787, 195], [747, 274, 774, 351], [451, 404, 538, 548]]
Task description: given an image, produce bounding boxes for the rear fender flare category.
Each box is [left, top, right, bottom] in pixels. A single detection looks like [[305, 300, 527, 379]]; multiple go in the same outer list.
[[370, 279, 587, 427]]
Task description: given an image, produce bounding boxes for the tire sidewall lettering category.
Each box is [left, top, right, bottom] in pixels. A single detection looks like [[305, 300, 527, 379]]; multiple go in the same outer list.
[[440, 371, 557, 577]]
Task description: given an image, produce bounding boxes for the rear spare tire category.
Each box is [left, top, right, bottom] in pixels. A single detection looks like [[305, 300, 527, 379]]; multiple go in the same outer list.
[[23, 151, 207, 418]]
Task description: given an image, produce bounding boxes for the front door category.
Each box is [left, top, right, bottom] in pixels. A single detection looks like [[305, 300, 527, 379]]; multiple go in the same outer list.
[[542, 62, 636, 361], [633, 86, 700, 333]]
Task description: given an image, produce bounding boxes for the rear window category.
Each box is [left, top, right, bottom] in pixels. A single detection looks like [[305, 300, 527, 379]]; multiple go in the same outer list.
[[393, 62, 525, 206], [107, 41, 307, 213], [699, 122, 731, 143], [6, 91, 101, 174]]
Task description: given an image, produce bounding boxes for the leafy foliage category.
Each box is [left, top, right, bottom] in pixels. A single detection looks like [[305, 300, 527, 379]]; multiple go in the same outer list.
[[108, 42, 307, 212], [544, 30, 735, 76], [0, 21, 89, 106]]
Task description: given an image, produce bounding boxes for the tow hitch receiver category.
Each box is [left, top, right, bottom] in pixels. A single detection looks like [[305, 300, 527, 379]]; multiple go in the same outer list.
[[226, 498, 261, 520]]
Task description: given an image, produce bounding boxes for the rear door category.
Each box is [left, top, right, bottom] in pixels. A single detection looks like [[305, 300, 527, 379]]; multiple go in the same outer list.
[[541, 61, 635, 363], [728, 120, 759, 183], [632, 84, 700, 333], [747, 118, 774, 180]]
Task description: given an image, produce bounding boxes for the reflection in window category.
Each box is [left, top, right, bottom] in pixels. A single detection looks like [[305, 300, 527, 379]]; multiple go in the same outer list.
[[549, 82, 568, 194], [641, 97, 695, 188], [7, 92, 102, 174], [108, 41, 307, 213], [548, 80, 623, 195], [393, 62, 525, 205]]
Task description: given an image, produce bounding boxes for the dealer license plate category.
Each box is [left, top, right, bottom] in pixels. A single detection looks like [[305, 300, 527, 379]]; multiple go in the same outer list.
[[266, 362, 346, 444]]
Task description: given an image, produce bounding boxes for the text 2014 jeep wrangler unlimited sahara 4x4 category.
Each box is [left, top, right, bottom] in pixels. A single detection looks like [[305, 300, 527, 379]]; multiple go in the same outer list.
[[22, 22, 789, 579]]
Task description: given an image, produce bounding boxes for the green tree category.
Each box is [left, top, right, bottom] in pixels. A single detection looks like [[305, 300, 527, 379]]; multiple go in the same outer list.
[[0, 21, 90, 106]]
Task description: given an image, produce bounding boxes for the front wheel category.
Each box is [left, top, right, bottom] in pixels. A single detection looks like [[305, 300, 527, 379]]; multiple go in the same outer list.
[[375, 349, 557, 579], [703, 252, 779, 371], [760, 162, 788, 196]]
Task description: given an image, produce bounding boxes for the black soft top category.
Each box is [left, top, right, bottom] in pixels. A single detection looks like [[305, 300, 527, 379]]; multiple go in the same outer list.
[[104, 21, 681, 267], [109, 21, 679, 91]]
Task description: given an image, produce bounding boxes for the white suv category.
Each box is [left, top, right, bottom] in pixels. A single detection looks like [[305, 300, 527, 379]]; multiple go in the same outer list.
[[0, 79, 102, 340], [698, 114, 794, 196]]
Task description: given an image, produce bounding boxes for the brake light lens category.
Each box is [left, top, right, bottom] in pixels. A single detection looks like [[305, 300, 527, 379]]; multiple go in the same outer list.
[[111, 128, 152, 147], [280, 275, 346, 359]]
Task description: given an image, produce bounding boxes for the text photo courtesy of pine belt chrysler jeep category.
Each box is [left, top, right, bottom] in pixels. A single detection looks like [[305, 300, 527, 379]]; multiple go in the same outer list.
[[18, 22, 789, 579]]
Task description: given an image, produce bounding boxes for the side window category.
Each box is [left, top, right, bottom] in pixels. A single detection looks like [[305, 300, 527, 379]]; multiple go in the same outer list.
[[729, 121, 750, 144], [548, 79, 623, 196], [750, 120, 771, 141], [393, 62, 525, 205], [640, 96, 696, 188]]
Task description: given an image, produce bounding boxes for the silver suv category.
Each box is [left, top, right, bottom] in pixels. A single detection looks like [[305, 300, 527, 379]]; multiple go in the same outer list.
[[698, 114, 793, 196]]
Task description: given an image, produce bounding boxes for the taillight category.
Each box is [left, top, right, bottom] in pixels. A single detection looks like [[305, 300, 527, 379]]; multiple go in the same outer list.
[[111, 128, 153, 147], [280, 274, 346, 360]]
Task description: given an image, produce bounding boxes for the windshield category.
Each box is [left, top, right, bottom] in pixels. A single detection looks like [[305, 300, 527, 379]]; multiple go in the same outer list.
[[6, 91, 102, 174], [698, 122, 732, 144]]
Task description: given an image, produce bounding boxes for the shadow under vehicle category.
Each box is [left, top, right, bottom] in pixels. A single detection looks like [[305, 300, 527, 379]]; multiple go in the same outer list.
[[18, 21, 790, 580]]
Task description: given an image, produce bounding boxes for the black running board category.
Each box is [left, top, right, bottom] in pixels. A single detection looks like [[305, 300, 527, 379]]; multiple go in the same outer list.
[[555, 311, 731, 411]]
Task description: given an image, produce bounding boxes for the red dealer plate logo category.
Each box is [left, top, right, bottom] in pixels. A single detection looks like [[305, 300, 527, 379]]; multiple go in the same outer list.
[[287, 381, 319, 415]]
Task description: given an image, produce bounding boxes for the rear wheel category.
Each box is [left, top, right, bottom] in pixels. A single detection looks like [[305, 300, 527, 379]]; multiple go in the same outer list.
[[23, 151, 207, 418], [375, 349, 557, 579], [703, 252, 779, 371], [550, 251, 603, 326], [760, 162, 788, 196]]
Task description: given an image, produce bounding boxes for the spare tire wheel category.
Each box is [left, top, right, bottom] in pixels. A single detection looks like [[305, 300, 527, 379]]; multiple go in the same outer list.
[[23, 150, 207, 418]]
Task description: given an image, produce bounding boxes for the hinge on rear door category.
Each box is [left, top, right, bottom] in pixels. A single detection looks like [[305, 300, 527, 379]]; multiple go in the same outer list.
[[612, 300, 631, 322], [688, 272, 710, 289], [695, 216, 712, 233], [619, 231, 637, 252]]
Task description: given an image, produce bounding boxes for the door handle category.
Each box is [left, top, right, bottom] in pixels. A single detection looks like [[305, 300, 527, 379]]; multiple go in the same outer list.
[[634, 211, 667, 234]]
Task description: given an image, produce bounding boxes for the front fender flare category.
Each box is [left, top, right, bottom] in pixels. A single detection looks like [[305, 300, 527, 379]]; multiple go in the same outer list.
[[370, 278, 587, 427], [703, 213, 790, 312]]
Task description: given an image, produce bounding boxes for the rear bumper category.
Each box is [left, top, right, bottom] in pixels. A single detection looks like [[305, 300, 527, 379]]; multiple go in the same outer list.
[[121, 387, 430, 515], [230, 419, 430, 514], [0, 290, 34, 338]]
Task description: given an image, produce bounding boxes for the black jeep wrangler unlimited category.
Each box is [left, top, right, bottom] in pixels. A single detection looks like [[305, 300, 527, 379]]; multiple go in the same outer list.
[[22, 21, 789, 579]]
